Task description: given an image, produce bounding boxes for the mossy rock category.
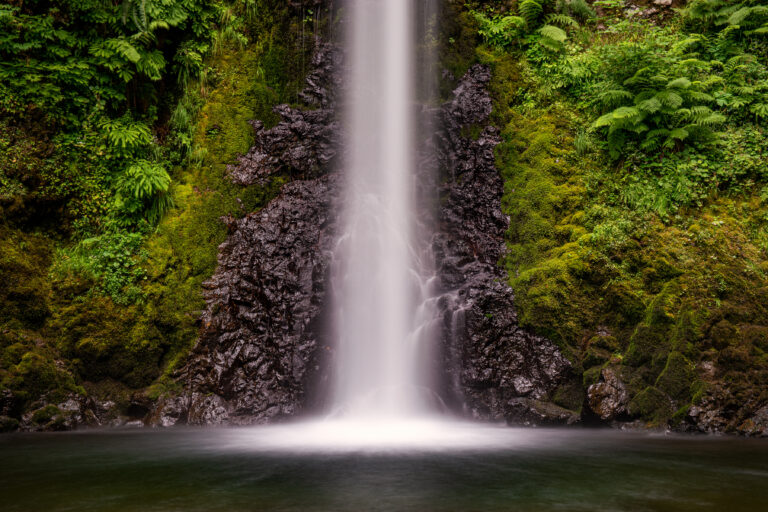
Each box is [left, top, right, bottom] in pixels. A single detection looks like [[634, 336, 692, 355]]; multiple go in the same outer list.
[[582, 365, 602, 387], [0, 415, 19, 432], [552, 379, 584, 412], [655, 351, 694, 403], [709, 319, 739, 350], [0, 226, 52, 328], [31, 404, 61, 425], [583, 346, 613, 369], [1, 350, 79, 406], [629, 386, 674, 424], [588, 334, 620, 353]]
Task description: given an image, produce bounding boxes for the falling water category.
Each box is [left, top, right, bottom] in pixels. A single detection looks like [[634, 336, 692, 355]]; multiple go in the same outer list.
[[331, 0, 437, 418], [212, 0, 528, 451]]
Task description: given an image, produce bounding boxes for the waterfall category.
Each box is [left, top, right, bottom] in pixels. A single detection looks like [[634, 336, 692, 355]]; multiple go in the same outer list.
[[330, 0, 437, 418]]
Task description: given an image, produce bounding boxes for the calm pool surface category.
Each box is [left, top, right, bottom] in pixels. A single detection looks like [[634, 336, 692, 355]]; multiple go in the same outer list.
[[1, 425, 767, 512]]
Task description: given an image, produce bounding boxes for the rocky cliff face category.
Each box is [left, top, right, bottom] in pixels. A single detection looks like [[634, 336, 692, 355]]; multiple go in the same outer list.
[[153, 45, 342, 426], [431, 65, 578, 425], [154, 43, 578, 426]]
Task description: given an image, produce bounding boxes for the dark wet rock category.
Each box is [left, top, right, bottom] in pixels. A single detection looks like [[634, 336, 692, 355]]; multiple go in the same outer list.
[[587, 367, 630, 421], [746, 405, 768, 437], [17, 393, 95, 431], [0, 389, 20, 418], [157, 176, 339, 426], [505, 398, 580, 426], [433, 65, 578, 425], [679, 384, 768, 437], [153, 42, 342, 427], [228, 44, 342, 186]]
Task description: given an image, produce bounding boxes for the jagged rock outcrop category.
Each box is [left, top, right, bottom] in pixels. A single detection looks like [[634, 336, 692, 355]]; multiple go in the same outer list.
[[154, 44, 341, 426], [156, 175, 338, 426], [433, 65, 579, 425], [229, 45, 342, 186], [156, 56, 578, 427]]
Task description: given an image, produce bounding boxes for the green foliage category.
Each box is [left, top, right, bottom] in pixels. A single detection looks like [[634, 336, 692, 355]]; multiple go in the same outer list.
[[684, 0, 768, 40], [0, 0, 221, 125], [591, 69, 725, 158], [555, 0, 596, 21], [474, 12, 527, 49], [0, 227, 52, 328], [1, 0, 311, 417], [51, 231, 147, 305], [479, 17, 768, 429], [114, 160, 173, 226], [473, 1, 580, 55], [100, 117, 152, 156]]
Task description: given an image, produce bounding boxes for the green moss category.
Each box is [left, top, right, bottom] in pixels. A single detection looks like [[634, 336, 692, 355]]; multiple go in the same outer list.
[[0, 226, 52, 328], [552, 380, 584, 412], [478, 0, 768, 428], [582, 366, 602, 387], [629, 386, 674, 425], [1, 348, 80, 407], [0, 416, 19, 432], [1, 3, 310, 415], [655, 351, 694, 402], [438, 5, 481, 98], [31, 405, 61, 425]]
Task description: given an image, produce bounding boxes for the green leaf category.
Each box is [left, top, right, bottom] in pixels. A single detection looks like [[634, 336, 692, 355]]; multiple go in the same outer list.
[[666, 77, 692, 89], [539, 24, 568, 43]]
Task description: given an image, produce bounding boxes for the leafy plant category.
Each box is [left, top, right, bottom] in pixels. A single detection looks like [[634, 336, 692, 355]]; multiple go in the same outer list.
[[114, 160, 173, 226], [474, 0, 580, 54], [592, 70, 725, 158], [100, 117, 152, 156], [52, 231, 147, 304]]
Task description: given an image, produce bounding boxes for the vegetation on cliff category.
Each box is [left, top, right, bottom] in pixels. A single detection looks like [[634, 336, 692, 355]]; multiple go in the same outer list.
[[1, 0, 314, 425], [466, 0, 768, 431], [2, 0, 766, 434]]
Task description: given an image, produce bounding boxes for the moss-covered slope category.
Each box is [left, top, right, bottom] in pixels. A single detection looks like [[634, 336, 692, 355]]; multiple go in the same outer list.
[[0, 2, 314, 429]]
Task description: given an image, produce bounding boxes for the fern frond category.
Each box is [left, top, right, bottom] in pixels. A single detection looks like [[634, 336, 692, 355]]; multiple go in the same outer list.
[[598, 89, 633, 109], [657, 91, 684, 109], [545, 14, 579, 28], [727, 7, 750, 26], [687, 91, 714, 103], [519, 0, 544, 26], [693, 113, 726, 126], [667, 77, 692, 89], [668, 128, 690, 141], [749, 103, 768, 118], [637, 97, 662, 113], [539, 24, 568, 42]]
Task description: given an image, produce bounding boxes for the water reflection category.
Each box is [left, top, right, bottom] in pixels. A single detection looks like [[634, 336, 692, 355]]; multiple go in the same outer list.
[[2, 427, 767, 511]]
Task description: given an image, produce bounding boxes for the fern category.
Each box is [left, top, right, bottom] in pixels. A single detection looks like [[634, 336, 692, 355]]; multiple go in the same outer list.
[[546, 14, 580, 28], [667, 77, 692, 89], [539, 24, 569, 42], [520, 0, 545, 27], [599, 89, 634, 109], [99, 117, 152, 156], [115, 160, 173, 225], [556, 0, 596, 21], [474, 12, 527, 49]]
